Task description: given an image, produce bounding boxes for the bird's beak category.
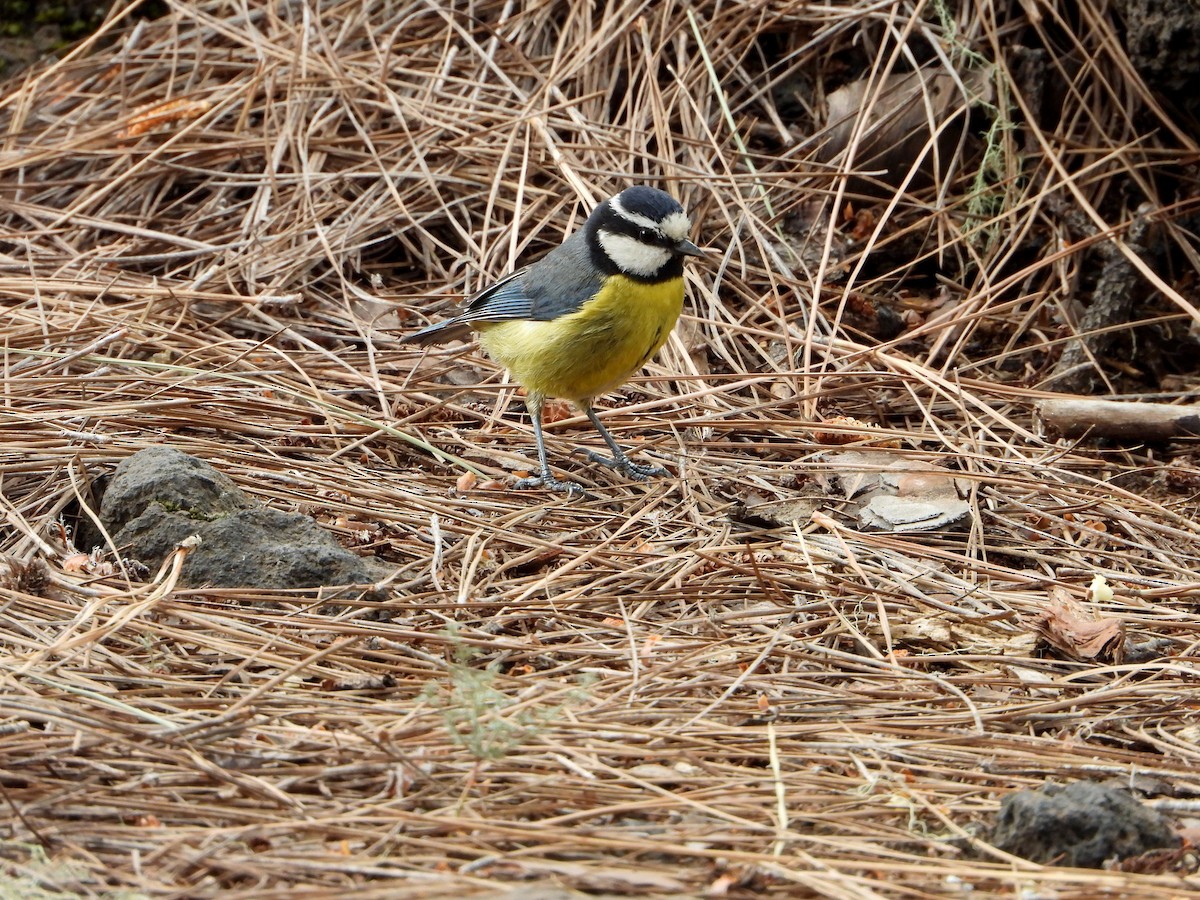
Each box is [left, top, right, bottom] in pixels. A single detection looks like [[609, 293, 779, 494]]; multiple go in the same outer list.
[[674, 238, 707, 258]]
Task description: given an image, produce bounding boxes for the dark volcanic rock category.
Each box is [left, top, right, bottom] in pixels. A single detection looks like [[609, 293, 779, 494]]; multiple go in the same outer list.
[[101, 447, 251, 532], [1115, 0, 1200, 99], [101, 447, 388, 598], [991, 781, 1178, 868]]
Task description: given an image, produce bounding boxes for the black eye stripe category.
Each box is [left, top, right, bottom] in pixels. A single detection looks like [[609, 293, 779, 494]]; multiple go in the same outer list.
[[604, 214, 667, 245]]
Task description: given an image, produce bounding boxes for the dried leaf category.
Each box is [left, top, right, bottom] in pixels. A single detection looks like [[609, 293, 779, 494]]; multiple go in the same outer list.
[[1036, 589, 1126, 662], [858, 494, 971, 532], [118, 98, 212, 139], [732, 496, 819, 527], [820, 66, 993, 190], [810, 416, 897, 446], [542, 400, 573, 424], [891, 613, 1039, 656], [813, 450, 973, 532]]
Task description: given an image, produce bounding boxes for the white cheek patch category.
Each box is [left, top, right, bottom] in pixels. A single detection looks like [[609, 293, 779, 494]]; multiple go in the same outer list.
[[598, 229, 673, 277]]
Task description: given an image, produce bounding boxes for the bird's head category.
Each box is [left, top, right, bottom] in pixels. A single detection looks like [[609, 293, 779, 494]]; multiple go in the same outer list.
[[590, 185, 705, 280]]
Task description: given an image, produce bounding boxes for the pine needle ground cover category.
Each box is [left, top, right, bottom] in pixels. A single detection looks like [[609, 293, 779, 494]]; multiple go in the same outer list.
[[1, 1, 1199, 896]]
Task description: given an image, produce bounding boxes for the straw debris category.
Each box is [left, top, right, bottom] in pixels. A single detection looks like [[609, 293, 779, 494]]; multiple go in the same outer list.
[[2, 0, 1199, 895]]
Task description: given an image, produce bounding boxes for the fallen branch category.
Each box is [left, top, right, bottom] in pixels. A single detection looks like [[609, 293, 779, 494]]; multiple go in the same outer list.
[[1036, 396, 1200, 440]]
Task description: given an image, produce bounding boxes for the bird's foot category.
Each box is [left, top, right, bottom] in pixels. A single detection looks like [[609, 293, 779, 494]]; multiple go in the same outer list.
[[513, 471, 591, 499], [580, 449, 668, 481]]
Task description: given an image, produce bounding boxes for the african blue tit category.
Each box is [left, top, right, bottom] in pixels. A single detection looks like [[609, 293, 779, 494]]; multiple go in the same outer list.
[[403, 185, 705, 495]]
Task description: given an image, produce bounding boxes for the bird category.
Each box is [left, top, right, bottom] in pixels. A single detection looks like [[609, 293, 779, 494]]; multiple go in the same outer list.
[[401, 185, 705, 496]]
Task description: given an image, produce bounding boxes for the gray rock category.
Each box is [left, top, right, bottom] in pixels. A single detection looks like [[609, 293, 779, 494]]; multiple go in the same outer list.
[[101, 447, 251, 532], [101, 447, 389, 599], [991, 780, 1178, 867], [1114, 0, 1200, 99]]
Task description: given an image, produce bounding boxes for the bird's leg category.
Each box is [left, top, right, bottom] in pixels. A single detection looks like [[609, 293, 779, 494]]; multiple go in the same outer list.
[[579, 401, 668, 480], [513, 394, 589, 497]]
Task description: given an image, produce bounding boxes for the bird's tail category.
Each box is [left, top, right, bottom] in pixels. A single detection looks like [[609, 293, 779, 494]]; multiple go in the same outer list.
[[399, 319, 473, 346]]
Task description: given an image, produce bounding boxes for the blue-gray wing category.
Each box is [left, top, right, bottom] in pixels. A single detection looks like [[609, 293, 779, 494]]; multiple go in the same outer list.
[[459, 268, 536, 322], [401, 231, 603, 346]]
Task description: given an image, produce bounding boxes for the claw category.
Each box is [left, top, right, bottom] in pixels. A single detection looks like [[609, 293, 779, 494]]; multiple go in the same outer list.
[[579, 448, 667, 481], [513, 472, 591, 499]]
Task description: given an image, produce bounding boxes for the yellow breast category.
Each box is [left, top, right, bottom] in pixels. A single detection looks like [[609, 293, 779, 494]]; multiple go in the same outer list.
[[477, 274, 684, 402]]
